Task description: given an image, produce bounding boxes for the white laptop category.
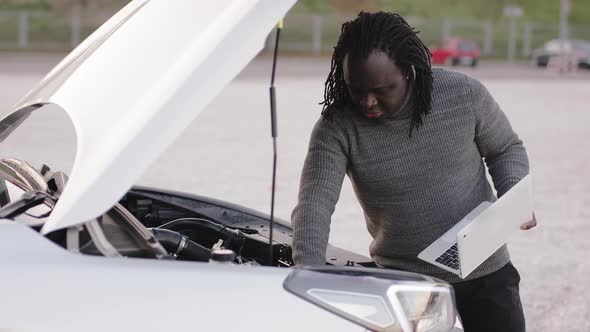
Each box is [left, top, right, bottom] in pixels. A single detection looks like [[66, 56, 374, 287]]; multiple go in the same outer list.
[[418, 175, 533, 279]]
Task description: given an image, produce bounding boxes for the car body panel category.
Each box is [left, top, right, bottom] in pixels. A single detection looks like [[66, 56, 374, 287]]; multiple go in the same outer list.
[[0, 221, 362, 331], [0, 0, 296, 235]]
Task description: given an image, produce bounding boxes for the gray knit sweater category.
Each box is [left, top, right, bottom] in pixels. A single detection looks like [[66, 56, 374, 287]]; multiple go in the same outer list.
[[291, 68, 529, 283]]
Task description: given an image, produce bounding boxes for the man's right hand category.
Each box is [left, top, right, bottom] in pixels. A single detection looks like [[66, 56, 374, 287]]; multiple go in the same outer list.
[[520, 212, 537, 230]]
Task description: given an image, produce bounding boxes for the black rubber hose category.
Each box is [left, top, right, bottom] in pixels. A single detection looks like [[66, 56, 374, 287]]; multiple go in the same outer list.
[[157, 217, 238, 240], [151, 228, 182, 250], [151, 228, 210, 262], [158, 218, 224, 235], [181, 240, 213, 262]]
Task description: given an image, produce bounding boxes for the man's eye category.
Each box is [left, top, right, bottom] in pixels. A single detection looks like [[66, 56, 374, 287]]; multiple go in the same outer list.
[[348, 89, 362, 98]]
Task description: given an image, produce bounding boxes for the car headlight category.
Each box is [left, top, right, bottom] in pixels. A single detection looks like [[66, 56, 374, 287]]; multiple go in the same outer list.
[[284, 266, 456, 332]]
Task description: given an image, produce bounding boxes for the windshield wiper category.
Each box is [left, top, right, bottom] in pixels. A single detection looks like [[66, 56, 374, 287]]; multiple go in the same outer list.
[[0, 191, 53, 219]]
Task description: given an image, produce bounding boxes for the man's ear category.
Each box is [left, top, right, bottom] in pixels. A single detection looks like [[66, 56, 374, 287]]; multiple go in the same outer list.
[[404, 65, 416, 81]]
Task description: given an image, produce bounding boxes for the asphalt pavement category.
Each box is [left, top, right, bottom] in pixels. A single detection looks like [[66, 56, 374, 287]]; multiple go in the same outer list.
[[1, 52, 589, 331]]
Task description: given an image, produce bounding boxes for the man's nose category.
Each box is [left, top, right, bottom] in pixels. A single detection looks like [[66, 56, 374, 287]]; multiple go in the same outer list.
[[361, 93, 378, 109]]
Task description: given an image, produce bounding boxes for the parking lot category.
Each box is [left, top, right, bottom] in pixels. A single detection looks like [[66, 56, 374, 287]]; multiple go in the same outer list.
[[1, 53, 589, 331]]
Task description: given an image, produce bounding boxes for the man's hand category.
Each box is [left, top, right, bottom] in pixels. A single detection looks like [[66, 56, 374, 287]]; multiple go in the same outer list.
[[520, 212, 537, 230]]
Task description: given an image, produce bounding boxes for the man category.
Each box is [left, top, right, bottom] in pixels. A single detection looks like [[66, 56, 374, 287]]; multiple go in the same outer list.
[[291, 12, 536, 332]]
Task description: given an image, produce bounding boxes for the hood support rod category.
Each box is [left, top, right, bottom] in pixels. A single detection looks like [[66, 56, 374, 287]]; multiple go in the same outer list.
[[268, 19, 283, 266]]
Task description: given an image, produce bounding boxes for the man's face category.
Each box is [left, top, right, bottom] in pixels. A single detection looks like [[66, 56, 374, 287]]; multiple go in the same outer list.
[[343, 51, 409, 119]]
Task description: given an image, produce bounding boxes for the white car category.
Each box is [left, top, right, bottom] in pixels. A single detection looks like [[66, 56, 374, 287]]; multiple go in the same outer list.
[[531, 38, 590, 69], [0, 1, 460, 331]]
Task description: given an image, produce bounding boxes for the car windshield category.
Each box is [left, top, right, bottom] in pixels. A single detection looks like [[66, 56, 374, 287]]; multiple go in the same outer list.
[[545, 40, 572, 53], [573, 41, 590, 52], [458, 41, 475, 51]]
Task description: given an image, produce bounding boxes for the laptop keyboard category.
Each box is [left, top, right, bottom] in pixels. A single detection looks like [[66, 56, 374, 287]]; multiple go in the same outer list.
[[435, 243, 460, 270]]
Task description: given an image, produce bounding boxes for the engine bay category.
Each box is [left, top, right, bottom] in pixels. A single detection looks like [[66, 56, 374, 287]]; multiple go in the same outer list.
[[120, 187, 295, 266], [1, 159, 371, 268]]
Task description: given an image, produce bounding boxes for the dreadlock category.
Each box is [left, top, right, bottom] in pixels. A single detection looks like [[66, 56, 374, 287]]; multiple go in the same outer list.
[[321, 12, 433, 136]]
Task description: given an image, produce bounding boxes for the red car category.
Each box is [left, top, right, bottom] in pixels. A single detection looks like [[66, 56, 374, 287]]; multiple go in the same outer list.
[[431, 37, 481, 67]]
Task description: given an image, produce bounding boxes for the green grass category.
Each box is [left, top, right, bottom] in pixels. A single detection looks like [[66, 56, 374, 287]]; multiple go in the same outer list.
[[0, 10, 100, 51], [296, 0, 590, 25], [280, 13, 590, 60], [0, 13, 18, 41], [1, 1, 589, 56]]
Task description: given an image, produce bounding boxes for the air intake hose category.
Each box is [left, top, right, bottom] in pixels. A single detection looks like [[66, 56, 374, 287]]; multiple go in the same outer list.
[[157, 217, 245, 253], [150, 228, 211, 262]]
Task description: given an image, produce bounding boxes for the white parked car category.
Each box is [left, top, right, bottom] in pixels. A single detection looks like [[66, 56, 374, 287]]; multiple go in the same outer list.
[[0, 1, 461, 331], [531, 38, 590, 69]]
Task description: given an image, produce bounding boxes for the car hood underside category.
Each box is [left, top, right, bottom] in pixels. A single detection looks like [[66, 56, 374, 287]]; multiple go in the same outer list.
[[0, 0, 295, 234]]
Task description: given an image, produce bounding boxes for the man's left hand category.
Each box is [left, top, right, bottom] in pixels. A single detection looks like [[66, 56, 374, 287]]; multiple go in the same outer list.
[[520, 212, 537, 230]]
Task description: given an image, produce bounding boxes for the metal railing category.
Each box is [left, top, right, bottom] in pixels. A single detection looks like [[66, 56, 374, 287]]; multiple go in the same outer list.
[[271, 14, 590, 60], [2, 9, 590, 60]]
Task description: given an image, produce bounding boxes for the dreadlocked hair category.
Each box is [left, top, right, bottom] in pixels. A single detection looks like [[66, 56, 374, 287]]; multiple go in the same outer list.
[[321, 11, 433, 136]]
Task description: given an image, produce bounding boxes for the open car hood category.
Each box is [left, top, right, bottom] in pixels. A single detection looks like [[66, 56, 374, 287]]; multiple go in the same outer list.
[[0, 0, 295, 234]]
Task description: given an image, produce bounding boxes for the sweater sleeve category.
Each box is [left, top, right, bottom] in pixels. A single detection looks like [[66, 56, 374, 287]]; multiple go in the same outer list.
[[469, 78, 530, 197], [291, 117, 349, 265]]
